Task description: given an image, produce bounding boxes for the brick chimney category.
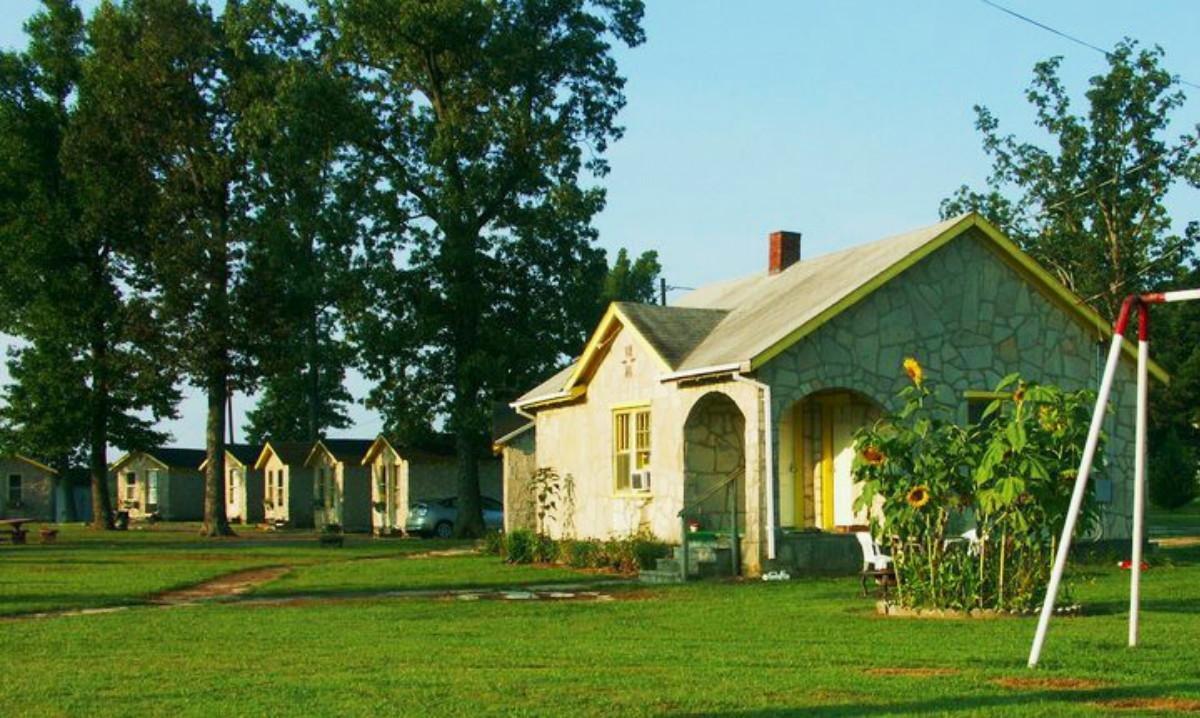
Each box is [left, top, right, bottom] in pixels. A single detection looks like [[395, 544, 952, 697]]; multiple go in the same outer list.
[[768, 230, 802, 274]]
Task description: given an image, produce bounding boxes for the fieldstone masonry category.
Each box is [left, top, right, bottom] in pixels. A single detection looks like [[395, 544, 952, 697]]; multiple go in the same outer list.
[[757, 229, 1136, 541]]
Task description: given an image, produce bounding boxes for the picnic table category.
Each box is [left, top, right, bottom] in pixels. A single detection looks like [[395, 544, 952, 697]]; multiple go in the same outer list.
[[0, 517, 35, 544]]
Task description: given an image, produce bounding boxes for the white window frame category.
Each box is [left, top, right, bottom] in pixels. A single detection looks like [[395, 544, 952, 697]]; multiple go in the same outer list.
[[146, 470, 160, 510]]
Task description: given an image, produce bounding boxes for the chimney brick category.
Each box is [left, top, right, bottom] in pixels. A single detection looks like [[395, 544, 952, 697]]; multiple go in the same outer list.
[[769, 230, 802, 274]]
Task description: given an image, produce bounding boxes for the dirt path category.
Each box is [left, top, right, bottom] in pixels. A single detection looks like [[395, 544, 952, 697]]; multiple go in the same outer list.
[[151, 566, 292, 605], [0, 569, 638, 622]]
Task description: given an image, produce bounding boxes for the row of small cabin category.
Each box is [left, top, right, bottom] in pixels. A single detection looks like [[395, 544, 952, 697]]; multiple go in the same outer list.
[[102, 437, 499, 533]]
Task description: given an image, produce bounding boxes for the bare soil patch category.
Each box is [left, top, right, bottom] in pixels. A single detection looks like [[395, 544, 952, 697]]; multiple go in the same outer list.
[[993, 676, 1110, 691], [152, 566, 290, 604], [864, 667, 960, 678], [1092, 698, 1200, 712]]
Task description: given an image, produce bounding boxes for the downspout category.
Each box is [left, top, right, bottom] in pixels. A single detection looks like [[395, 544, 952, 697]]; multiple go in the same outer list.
[[731, 373, 776, 561]]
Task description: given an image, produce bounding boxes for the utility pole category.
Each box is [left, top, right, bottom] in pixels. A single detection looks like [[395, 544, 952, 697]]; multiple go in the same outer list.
[[660, 277, 667, 306]]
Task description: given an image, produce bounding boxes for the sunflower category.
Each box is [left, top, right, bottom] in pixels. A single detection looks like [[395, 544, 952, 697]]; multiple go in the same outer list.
[[906, 484, 931, 509], [861, 446, 886, 466], [903, 357, 923, 387]]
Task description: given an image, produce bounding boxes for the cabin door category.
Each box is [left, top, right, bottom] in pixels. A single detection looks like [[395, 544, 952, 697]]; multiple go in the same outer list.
[[228, 469, 242, 519], [793, 391, 881, 530]]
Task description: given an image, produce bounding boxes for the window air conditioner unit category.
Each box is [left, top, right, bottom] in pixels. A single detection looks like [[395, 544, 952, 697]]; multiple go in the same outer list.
[[630, 470, 651, 493]]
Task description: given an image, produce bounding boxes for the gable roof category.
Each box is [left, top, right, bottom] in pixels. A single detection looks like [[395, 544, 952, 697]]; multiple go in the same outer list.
[[307, 438, 376, 466], [514, 213, 1166, 408], [111, 447, 207, 473], [1, 455, 57, 475], [361, 435, 457, 465], [198, 444, 265, 471], [254, 441, 314, 470]]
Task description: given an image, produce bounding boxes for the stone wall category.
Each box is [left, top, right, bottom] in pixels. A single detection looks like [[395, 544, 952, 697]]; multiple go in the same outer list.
[[501, 431, 538, 532], [682, 393, 746, 534], [756, 228, 1136, 539]]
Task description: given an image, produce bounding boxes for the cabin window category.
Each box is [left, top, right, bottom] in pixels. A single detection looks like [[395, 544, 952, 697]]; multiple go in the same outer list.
[[228, 469, 240, 504], [276, 471, 285, 506], [123, 472, 137, 502], [965, 391, 1008, 427], [7, 474, 21, 505], [146, 470, 160, 511], [613, 406, 651, 493]]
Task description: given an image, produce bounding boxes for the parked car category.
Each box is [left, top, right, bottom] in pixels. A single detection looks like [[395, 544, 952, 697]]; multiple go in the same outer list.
[[407, 496, 503, 538]]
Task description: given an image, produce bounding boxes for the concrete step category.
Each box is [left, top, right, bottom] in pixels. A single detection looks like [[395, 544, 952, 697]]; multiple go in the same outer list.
[[656, 557, 682, 574], [638, 569, 684, 585]]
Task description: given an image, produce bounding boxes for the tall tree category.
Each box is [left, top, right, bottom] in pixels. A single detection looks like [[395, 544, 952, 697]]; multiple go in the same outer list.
[[85, 0, 305, 536], [940, 40, 1200, 320], [941, 40, 1200, 506], [240, 39, 365, 445], [600, 247, 661, 308], [0, 0, 178, 529], [327, 0, 645, 535]]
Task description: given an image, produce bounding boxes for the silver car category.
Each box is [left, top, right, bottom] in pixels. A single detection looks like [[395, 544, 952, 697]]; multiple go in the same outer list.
[[407, 496, 504, 538]]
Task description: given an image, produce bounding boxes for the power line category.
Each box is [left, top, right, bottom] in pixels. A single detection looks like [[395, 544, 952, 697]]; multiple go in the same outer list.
[[979, 0, 1200, 91]]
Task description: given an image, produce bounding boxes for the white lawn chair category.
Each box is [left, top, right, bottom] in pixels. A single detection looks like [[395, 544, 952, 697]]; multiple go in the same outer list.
[[855, 532, 895, 597]]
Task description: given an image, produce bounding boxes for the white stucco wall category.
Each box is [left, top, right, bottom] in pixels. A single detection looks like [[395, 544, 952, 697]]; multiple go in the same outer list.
[[531, 324, 766, 573]]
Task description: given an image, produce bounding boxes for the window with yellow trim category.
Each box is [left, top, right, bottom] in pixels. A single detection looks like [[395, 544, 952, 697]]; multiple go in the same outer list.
[[614, 407, 651, 493]]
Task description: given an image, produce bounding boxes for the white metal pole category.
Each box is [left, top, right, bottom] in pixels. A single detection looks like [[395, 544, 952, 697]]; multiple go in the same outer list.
[[1028, 331, 1126, 668], [1129, 330, 1148, 646]]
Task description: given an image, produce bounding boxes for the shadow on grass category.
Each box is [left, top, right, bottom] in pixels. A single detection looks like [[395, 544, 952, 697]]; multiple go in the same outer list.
[[672, 682, 1200, 717]]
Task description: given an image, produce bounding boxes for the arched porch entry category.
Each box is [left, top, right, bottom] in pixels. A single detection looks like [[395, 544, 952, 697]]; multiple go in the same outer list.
[[778, 389, 883, 531], [682, 392, 747, 543]]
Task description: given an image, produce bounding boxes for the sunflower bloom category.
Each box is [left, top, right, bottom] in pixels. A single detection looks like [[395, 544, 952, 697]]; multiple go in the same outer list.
[[906, 485, 931, 509], [903, 357, 923, 387], [861, 446, 886, 466]]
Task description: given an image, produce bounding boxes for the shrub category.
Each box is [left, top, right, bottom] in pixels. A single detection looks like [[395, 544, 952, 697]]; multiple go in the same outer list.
[[533, 533, 559, 564], [854, 360, 1099, 611], [505, 528, 536, 564], [482, 530, 505, 557], [562, 539, 603, 568], [1149, 427, 1199, 510]]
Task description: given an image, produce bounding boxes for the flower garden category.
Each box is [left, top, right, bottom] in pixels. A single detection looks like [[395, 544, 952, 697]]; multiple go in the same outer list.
[[854, 358, 1100, 612]]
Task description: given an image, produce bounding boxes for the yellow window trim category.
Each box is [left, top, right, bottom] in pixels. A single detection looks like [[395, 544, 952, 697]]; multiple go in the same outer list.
[[612, 404, 652, 497], [964, 390, 1011, 400], [610, 400, 651, 411]]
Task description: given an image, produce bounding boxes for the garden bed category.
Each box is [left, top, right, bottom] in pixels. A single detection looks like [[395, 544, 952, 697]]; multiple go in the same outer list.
[[875, 600, 1082, 618]]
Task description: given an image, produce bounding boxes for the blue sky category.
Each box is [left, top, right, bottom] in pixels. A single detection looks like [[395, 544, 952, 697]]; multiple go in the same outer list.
[[2, 1, 1198, 447]]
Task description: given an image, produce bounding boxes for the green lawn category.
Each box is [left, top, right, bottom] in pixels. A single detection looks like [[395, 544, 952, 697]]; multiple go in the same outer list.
[[0, 523, 469, 615], [2, 525, 1199, 716]]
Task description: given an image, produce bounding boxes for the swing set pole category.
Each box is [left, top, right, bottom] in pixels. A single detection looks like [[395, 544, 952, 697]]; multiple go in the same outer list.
[[1029, 288, 1200, 668]]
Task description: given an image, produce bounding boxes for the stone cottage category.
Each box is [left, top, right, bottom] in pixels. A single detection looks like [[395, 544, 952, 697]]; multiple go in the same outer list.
[[0, 455, 58, 521], [109, 448, 207, 521], [505, 214, 1156, 577]]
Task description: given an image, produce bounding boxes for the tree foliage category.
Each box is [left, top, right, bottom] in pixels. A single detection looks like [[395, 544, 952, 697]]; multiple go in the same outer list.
[[83, 0, 314, 535], [941, 41, 1200, 319], [0, 0, 179, 528], [326, 0, 646, 536], [942, 40, 1200, 508]]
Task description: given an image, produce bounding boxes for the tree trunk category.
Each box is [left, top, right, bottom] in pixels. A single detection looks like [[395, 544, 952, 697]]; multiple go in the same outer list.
[[306, 305, 320, 441], [87, 334, 114, 530], [453, 425, 485, 538], [201, 208, 234, 537], [201, 370, 233, 537], [447, 224, 486, 538]]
